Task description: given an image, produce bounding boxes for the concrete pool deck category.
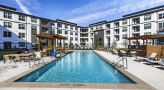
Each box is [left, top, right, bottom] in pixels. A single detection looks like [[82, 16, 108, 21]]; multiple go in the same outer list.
[[0, 50, 163, 90]]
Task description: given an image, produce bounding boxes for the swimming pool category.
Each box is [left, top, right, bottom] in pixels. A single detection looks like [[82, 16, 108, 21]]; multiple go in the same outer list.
[[16, 51, 135, 83]]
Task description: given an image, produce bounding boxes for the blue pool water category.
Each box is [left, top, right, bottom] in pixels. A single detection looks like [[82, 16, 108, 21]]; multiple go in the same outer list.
[[17, 51, 135, 83]]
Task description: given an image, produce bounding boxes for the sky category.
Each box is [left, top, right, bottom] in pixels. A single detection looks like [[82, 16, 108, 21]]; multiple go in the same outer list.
[[0, 0, 164, 26]]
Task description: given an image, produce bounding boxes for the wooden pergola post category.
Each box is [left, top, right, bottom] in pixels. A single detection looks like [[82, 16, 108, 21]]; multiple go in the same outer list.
[[146, 38, 148, 45], [38, 37, 41, 51], [46, 39, 48, 49], [53, 38, 56, 50], [129, 39, 131, 45]]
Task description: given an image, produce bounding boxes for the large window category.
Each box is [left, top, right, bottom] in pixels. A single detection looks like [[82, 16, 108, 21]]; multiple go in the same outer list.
[[58, 30, 62, 34], [159, 22, 164, 28], [18, 42, 25, 47], [159, 13, 164, 19], [65, 31, 68, 34], [4, 22, 12, 28], [70, 26, 73, 30], [18, 33, 25, 38], [31, 25, 37, 30], [19, 24, 25, 29], [65, 25, 68, 29], [122, 34, 127, 39], [4, 12, 12, 19], [144, 14, 151, 21], [19, 15, 25, 21], [31, 17, 37, 23], [42, 27, 48, 32], [122, 19, 127, 25], [122, 27, 127, 32], [115, 35, 119, 41], [3, 31, 11, 37], [75, 32, 78, 36], [42, 20, 48, 25], [70, 32, 73, 35], [144, 23, 151, 29]]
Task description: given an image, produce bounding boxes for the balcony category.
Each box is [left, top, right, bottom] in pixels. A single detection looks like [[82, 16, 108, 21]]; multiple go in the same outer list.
[[106, 31, 110, 35], [114, 22, 119, 28], [132, 26, 140, 33], [132, 18, 140, 24]]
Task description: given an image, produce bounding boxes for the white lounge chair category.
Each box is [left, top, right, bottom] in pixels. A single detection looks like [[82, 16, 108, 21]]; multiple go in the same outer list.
[[140, 53, 157, 63]]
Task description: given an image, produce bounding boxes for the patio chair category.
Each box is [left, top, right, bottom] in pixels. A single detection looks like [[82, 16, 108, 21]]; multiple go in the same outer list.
[[158, 59, 164, 68], [140, 53, 157, 63], [15, 55, 22, 63], [3, 55, 14, 63]]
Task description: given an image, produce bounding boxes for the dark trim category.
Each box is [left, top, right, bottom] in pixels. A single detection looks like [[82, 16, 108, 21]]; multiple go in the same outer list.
[[123, 5, 164, 17], [55, 19, 77, 26], [89, 21, 107, 26], [0, 5, 16, 11]]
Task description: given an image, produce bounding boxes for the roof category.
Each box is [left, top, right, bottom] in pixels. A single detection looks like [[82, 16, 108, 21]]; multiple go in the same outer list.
[[0, 5, 16, 11], [123, 5, 164, 18], [55, 19, 77, 26], [126, 35, 164, 40], [33, 34, 65, 39], [89, 21, 107, 26]]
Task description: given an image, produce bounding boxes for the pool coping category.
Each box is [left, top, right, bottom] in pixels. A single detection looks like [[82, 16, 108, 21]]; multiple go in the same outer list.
[[0, 50, 157, 90]]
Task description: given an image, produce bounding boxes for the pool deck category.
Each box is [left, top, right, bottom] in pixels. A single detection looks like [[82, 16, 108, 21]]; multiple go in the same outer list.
[[0, 50, 163, 90]]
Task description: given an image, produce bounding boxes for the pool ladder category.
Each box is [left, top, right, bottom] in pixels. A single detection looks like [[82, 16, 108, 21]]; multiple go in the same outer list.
[[113, 56, 128, 69]]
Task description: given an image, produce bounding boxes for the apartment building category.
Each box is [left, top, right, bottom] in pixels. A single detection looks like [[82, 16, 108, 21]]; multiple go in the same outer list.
[[0, 4, 164, 49], [90, 5, 164, 48]]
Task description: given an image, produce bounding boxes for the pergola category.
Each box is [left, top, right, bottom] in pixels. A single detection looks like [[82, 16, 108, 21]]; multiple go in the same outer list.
[[126, 35, 164, 57], [33, 34, 65, 55]]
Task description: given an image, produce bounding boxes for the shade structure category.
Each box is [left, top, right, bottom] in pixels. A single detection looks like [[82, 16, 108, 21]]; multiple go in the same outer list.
[[33, 34, 65, 56], [126, 35, 164, 57]]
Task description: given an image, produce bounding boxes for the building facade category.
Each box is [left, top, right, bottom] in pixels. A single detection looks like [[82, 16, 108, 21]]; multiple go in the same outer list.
[[0, 5, 164, 49]]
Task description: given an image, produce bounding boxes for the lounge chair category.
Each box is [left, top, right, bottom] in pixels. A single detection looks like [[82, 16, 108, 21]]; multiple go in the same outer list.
[[15, 55, 22, 63], [140, 53, 157, 63], [158, 59, 164, 67], [3, 55, 14, 63]]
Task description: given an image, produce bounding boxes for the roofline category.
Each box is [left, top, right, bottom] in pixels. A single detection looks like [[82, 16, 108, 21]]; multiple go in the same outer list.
[[55, 19, 77, 26], [123, 5, 164, 18], [0, 5, 16, 11], [89, 21, 107, 26]]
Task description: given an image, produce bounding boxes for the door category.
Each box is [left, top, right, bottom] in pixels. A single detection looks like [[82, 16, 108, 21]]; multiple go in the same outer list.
[[4, 42, 12, 49]]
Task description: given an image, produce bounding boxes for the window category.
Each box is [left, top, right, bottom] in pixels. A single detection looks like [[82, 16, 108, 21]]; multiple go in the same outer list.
[[51, 22, 55, 26], [31, 25, 37, 30], [159, 22, 164, 28], [122, 19, 127, 25], [122, 34, 127, 39], [114, 29, 119, 34], [75, 27, 78, 30], [75, 32, 78, 36], [42, 27, 48, 32], [75, 38, 78, 41], [114, 22, 119, 27], [70, 32, 73, 35], [122, 27, 127, 32], [99, 38, 102, 41], [42, 20, 48, 25], [106, 24, 110, 29], [18, 33, 25, 38], [144, 32, 151, 35], [58, 30, 62, 34], [70, 26, 73, 30], [144, 23, 151, 29], [31, 17, 37, 23], [132, 26, 140, 32], [18, 42, 25, 47], [3, 31, 11, 37], [65, 31, 68, 34], [58, 23, 62, 27], [132, 18, 140, 24], [115, 35, 119, 41], [4, 12, 12, 19], [106, 30, 110, 35], [19, 24, 25, 29], [4, 22, 12, 28], [144, 14, 151, 21], [19, 15, 25, 21], [70, 37, 73, 41], [65, 25, 68, 29], [159, 13, 164, 19]]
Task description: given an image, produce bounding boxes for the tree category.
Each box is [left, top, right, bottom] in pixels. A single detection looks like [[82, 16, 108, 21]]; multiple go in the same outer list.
[[121, 39, 129, 48], [111, 40, 117, 48], [95, 39, 99, 49]]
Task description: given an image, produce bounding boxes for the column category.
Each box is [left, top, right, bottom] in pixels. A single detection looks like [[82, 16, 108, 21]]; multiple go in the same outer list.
[[38, 37, 41, 51]]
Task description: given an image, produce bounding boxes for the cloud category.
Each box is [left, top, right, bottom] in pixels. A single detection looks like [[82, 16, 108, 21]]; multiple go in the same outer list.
[[15, 0, 31, 14], [61, 0, 164, 23], [14, 0, 41, 15]]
